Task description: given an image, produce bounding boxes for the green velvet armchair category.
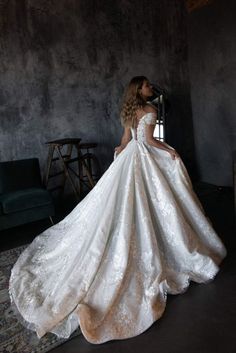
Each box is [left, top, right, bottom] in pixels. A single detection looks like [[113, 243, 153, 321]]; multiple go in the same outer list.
[[0, 158, 55, 230]]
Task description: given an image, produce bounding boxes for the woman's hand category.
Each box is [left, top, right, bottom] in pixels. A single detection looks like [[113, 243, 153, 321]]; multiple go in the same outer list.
[[114, 145, 124, 155], [168, 149, 180, 160]]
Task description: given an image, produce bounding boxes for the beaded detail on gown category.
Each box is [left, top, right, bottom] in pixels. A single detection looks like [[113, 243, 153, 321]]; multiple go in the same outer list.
[[9, 112, 227, 344]]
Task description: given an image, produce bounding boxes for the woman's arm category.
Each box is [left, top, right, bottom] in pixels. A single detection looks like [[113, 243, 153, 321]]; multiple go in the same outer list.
[[114, 127, 131, 154], [145, 124, 180, 160]]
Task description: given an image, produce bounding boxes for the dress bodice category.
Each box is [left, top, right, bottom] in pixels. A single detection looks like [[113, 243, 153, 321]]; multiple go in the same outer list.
[[131, 112, 157, 143]]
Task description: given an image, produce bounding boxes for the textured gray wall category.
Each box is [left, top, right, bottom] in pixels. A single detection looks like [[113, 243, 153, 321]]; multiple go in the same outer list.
[[188, 0, 236, 187], [0, 0, 195, 186]]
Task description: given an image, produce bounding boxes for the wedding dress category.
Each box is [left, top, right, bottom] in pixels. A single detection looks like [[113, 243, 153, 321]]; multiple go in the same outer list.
[[9, 112, 227, 344]]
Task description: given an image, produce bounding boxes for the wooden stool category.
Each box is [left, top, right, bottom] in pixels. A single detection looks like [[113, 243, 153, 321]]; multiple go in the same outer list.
[[79, 142, 100, 187], [44, 138, 98, 200]]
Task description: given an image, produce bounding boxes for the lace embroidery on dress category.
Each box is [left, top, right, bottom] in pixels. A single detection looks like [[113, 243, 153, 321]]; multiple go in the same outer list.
[[131, 112, 157, 142]]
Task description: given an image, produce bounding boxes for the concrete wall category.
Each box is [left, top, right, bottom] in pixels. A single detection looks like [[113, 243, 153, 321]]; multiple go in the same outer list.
[[0, 0, 195, 187], [188, 0, 236, 186]]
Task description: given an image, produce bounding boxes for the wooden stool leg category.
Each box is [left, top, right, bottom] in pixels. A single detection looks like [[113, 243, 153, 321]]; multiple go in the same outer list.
[[67, 144, 73, 160], [49, 216, 54, 225], [87, 150, 92, 176], [81, 158, 95, 188], [56, 146, 80, 200], [60, 144, 73, 195], [76, 146, 83, 196], [44, 145, 55, 187]]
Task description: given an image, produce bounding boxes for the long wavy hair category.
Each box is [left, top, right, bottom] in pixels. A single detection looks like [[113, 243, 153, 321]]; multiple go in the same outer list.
[[120, 76, 148, 128]]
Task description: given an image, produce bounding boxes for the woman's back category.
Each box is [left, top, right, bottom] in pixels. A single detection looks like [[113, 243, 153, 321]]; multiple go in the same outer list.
[[131, 112, 157, 142]]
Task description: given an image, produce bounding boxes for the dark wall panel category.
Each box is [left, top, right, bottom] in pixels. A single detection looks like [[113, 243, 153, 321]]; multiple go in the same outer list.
[[0, 0, 195, 183], [188, 0, 236, 186]]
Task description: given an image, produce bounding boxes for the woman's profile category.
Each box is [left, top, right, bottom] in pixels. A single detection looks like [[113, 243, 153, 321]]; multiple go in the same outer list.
[[9, 76, 227, 344]]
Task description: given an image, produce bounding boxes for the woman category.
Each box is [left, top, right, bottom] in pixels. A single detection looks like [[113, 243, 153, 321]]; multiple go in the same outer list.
[[9, 76, 227, 344], [115, 76, 179, 159]]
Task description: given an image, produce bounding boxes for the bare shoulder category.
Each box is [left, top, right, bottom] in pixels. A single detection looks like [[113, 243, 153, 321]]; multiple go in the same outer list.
[[144, 104, 157, 113], [144, 104, 157, 114]]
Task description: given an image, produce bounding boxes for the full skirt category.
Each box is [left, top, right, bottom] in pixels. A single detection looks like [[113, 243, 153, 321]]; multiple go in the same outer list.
[[9, 139, 227, 344]]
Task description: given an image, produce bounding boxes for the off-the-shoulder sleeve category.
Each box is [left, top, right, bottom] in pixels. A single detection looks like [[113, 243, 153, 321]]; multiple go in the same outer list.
[[144, 112, 157, 125]]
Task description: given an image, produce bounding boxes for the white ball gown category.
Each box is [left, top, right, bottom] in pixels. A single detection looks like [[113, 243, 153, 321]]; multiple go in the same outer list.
[[9, 112, 227, 344]]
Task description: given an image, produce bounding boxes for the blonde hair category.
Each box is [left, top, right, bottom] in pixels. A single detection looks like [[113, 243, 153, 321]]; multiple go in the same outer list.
[[120, 76, 148, 128]]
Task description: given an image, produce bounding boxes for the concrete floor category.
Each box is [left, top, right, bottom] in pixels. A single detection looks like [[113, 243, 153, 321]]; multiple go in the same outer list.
[[1, 182, 235, 353]]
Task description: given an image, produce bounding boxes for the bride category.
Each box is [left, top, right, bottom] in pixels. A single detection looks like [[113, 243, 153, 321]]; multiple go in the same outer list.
[[9, 76, 227, 344]]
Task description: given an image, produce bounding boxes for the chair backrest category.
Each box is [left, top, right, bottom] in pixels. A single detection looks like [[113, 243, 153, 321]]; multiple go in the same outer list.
[[0, 158, 42, 194]]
